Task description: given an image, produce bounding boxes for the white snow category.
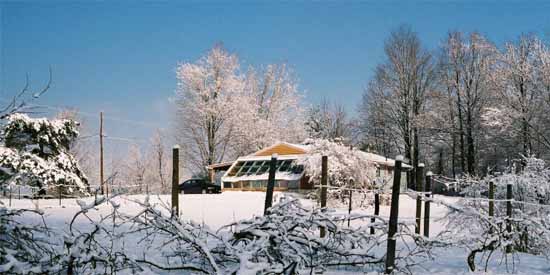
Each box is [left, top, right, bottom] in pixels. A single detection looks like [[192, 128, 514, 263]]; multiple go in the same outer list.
[[2, 191, 549, 274]]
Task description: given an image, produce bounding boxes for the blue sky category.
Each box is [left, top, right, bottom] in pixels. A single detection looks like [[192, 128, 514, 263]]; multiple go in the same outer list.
[[1, 1, 550, 144]]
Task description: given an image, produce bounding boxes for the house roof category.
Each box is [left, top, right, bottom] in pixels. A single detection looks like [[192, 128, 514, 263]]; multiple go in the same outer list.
[[358, 151, 413, 169], [206, 161, 234, 170], [251, 142, 309, 157]]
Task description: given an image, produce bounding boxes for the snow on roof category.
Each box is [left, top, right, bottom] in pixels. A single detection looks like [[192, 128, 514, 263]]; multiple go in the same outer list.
[[358, 151, 413, 169]]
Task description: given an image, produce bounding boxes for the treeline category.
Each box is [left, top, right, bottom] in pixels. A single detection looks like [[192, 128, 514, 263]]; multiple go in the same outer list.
[[172, 27, 550, 179], [357, 26, 550, 178]]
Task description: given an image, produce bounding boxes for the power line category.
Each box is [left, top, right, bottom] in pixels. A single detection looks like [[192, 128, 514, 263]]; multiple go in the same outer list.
[[0, 98, 162, 130]]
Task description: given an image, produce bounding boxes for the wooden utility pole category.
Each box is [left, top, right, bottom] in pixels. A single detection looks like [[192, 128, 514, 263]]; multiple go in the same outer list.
[[385, 156, 403, 274], [415, 163, 424, 234], [99, 111, 105, 196], [264, 154, 278, 215], [320, 155, 328, 237], [171, 145, 180, 218]]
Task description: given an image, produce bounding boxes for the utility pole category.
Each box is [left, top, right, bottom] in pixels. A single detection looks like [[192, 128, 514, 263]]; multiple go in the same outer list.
[[171, 145, 180, 218], [100, 111, 105, 196]]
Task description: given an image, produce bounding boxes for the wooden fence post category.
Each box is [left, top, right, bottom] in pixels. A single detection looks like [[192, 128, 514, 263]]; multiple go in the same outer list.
[[58, 185, 62, 206], [171, 145, 180, 218], [347, 189, 352, 227], [506, 182, 513, 253], [424, 171, 432, 238], [385, 155, 403, 274], [415, 163, 424, 234], [9, 186, 12, 207], [320, 155, 328, 238], [371, 192, 380, 235], [264, 154, 278, 215], [488, 181, 494, 218], [18, 185, 21, 199]]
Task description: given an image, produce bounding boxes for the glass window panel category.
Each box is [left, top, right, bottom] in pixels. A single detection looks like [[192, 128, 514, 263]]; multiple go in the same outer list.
[[257, 163, 270, 174], [228, 162, 244, 176], [291, 164, 304, 174], [236, 161, 253, 176], [248, 161, 264, 175], [288, 180, 299, 189], [279, 160, 291, 172]]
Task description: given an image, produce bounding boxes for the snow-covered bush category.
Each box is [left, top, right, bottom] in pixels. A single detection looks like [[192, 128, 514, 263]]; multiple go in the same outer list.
[[0, 206, 56, 274], [297, 139, 378, 201], [438, 157, 550, 271], [0, 114, 88, 196], [58, 195, 438, 274]]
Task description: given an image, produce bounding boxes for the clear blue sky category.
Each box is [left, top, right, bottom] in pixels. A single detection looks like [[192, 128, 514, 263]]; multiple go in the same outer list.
[[1, 1, 549, 143]]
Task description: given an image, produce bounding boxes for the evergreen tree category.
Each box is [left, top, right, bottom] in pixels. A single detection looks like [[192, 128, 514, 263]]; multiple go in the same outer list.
[[0, 113, 88, 196]]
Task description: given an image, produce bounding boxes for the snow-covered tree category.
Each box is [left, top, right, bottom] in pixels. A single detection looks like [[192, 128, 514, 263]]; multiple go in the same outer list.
[[174, 44, 305, 175], [147, 130, 171, 193], [0, 113, 88, 195], [305, 99, 352, 142], [297, 139, 381, 202], [232, 63, 306, 155]]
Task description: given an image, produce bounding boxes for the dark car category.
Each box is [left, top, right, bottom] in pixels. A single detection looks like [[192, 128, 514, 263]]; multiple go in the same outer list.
[[179, 179, 221, 194]]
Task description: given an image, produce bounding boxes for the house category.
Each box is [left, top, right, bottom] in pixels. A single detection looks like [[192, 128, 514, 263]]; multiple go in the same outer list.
[[206, 142, 412, 192]]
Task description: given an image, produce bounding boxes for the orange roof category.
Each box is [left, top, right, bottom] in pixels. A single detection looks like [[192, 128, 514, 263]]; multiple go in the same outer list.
[[252, 142, 308, 157]]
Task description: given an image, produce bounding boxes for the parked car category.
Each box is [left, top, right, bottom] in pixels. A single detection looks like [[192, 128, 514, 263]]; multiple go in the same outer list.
[[179, 179, 221, 194]]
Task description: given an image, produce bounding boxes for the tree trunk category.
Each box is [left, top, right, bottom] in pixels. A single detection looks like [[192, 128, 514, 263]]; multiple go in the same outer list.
[[457, 93, 466, 174], [466, 110, 476, 175]]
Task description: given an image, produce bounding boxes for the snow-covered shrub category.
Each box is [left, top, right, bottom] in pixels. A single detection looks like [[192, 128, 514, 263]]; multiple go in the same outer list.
[[297, 138, 378, 202], [0, 114, 88, 196], [60, 195, 438, 274], [438, 157, 550, 271], [0, 206, 56, 274]]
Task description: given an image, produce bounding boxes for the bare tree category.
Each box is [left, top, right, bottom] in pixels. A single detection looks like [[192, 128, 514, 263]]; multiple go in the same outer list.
[[306, 99, 352, 142], [148, 129, 170, 193], [437, 32, 497, 175], [359, 25, 435, 186]]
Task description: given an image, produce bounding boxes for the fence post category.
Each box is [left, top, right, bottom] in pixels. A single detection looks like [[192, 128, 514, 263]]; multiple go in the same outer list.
[[488, 181, 494, 218], [385, 155, 403, 274], [371, 192, 380, 235], [506, 182, 513, 253], [264, 154, 278, 215], [171, 145, 180, 218], [58, 185, 62, 206], [347, 189, 352, 227], [9, 186, 12, 207], [415, 163, 424, 234], [424, 171, 432, 238], [18, 185, 21, 199], [320, 155, 328, 238]]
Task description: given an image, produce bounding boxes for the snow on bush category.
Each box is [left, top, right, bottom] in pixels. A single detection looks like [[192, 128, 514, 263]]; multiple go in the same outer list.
[[0, 206, 55, 274], [297, 138, 379, 202], [436, 156, 550, 271], [0, 113, 88, 196], [49, 195, 438, 274]]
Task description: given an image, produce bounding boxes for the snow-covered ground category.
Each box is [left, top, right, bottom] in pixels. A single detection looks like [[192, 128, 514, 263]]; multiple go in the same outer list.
[[2, 192, 549, 274]]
